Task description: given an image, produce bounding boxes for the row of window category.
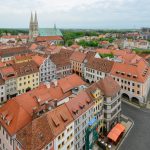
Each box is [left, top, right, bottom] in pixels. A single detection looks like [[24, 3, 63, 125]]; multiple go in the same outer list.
[[0, 125, 12, 146], [19, 74, 38, 80], [114, 77, 140, 88], [19, 79, 39, 86], [121, 85, 140, 94]]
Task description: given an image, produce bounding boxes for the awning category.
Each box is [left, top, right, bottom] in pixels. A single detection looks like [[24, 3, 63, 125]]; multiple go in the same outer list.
[[107, 123, 125, 142]]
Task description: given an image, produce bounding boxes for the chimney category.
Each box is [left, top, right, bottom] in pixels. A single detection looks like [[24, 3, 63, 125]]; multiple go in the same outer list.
[[53, 79, 58, 87], [45, 82, 51, 89]]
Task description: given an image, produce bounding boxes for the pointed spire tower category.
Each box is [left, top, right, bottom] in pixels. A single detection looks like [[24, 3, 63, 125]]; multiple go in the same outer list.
[[30, 12, 33, 24], [29, 12, 33, 37], [34, 11, 38, 24], [29, 11, 39, 41], [33, 11, 39, 37]]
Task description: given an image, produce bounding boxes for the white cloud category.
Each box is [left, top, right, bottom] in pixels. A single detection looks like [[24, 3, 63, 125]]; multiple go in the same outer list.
[[0, 0, 150, 28]]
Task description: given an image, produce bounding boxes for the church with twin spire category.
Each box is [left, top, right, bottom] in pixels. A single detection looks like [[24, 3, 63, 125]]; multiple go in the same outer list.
[[29, 12, 39, 40], [29, 12, 63, 43]]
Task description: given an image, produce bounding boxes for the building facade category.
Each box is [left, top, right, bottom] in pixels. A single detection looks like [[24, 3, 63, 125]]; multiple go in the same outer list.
[[0, 77, 6, 104], [66, 91, 94, 150], [84, 58, 114, 83], [12, 61, 40, 95], [0, 66, 17, 100], [32, 55, 57, 82]]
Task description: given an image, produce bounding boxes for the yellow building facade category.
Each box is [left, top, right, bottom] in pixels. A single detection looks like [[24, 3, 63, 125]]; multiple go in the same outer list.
[[17, 72, 39, 95], [91, 88, 104, 133]]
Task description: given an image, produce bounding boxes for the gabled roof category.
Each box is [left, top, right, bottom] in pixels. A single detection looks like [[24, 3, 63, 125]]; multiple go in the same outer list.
[[12, 61, 39, 77], [66, 91, 94, 119], [16, 104, 73, 150], [32, 55, 45, 66], [36, 36, 63, 42], [0, 100, 32, 136], [0, 66, 17, 80], [97, 76, 121, 97], [111, 59, 150, 83], [0, 47, 30, 57], [50, 49, 73, 67], [86, 76, 120, 97], [58, 74, 86, 93], [16, 115, 54, 150], [70, 51, 87, 63], [0, 74, 85, 136], [86, 58, 114, 73]]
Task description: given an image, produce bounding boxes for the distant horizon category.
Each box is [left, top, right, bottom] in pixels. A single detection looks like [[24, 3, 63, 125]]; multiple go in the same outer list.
[[0, 27, 143, 30], [0, 0, 150, 29]]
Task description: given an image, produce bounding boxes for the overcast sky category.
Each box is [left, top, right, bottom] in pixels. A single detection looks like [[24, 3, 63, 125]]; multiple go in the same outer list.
[[0, 0, 149, 29]]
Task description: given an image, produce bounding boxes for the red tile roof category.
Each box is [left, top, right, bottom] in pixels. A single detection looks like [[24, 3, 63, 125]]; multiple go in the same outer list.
[[86, 58, 114, 73], [0, 100, 32, 136], [0, 66, 17, 80], [16, 115, 54, 150], [97, 76, 120, 97], [29, 43, 38, 50], [0, 62, 5, 68], [111, 59, 150, 83], [58, 74, 86, 93], [16, 104, 73, 150], [36, 36, 63, 42], [32, 55, 45, 66], [70, 51, 86, 63], [66, 91, 94, 119], [96, 49, 130, 56], [12, 61, 39, 77], [0, 74, 85, 135], [118, 53, 142, 64], [86, 76, 120, 97], [0, 47, 30, 57]]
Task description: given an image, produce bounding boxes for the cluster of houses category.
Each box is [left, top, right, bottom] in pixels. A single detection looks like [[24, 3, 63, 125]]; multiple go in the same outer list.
[[0, 40, 149, 150]]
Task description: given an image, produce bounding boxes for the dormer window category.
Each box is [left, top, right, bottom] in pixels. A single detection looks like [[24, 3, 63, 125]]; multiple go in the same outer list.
[[127, 73, 131, 77], [79, 103, 85, 109], [72, 108, 78, 115], [133, 75, 137, 78], [5, 115, 13, 126], [86, 99, 91, 104], [121, 72, 125, 75], [1, 110, 8, 120]]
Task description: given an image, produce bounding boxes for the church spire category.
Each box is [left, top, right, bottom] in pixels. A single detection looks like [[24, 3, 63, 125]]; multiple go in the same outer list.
[[34, 11, 38, 23], [30, 12, 33, 23]]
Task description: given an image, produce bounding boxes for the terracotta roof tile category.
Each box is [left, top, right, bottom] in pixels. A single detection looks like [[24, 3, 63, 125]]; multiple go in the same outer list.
[[66, 91, 94, 119], [70, 51, 86, 63], [58, 74, 86, 93], [12, 61, 39, 77], [0, 47, 30, 57], [111, 59, 149, 83], [16, 115, 54, 150], [16, 104, 73, 150], [86, 58, 114, 73], [0, 66, 17, 80], [97, 76, 120, 97], [0, 100, 32, 136], [36, 36, 63, 42], [32, 55, 45, 66]]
